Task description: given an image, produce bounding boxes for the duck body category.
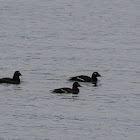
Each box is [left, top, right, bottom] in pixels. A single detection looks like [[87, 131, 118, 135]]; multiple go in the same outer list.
[[69, 75, 92, 82], [0, 71, 22, 84], [53, 82, 81, 94], [69, 72, 101, 85]]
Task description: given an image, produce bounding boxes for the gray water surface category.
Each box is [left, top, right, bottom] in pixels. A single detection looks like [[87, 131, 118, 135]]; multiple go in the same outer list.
[[0, 0, 140, 140]]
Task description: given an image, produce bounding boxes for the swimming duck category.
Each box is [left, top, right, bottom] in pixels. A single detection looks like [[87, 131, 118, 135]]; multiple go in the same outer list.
[[69, 72, 101, 85], [0, 71, 22, 84], [53, 82, 81, 94]]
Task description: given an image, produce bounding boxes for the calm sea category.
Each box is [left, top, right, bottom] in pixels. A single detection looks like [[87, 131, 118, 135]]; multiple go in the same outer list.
[[0, 0, 140, 139]]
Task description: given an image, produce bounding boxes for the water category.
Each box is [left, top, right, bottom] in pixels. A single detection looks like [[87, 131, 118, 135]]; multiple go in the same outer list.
[[0, 0, 140, 139]]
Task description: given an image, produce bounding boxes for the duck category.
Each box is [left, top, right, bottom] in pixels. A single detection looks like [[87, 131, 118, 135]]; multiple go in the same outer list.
[[53, 82, 82, 94], [69, 72, 102, 85], [0, 71, 22, 84]]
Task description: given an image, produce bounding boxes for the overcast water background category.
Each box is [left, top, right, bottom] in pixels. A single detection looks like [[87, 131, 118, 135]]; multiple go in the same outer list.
[[0, 0, 140, 140]]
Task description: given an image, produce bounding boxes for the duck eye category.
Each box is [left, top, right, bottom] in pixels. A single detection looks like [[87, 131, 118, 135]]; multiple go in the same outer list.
[[17, 71, 20, 74]]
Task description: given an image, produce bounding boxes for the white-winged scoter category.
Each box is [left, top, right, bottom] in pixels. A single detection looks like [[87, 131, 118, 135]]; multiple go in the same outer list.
[[53, 82, 82, 94], [69, 72, 101, 85], [0, 71, 22, 84]]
